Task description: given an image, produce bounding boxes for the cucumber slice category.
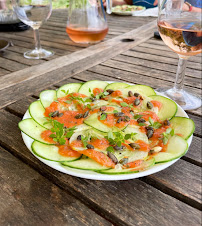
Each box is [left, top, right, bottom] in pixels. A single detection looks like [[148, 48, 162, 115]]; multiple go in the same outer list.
[[123, 84, 156, 97], [170, 117, 195, 140], [104, 82, 129, 91], [84, 113, 127, 132], [149, 95, 177, 120], [84, 105, 125, 132], [78, 80, 108, 96], [99, 158, 155, 174], [62, 158, 110, 171], [40, 90, 57, 108], [19, 118, 54, 145], [123, 125, 149, 144], [32, 141, 81, 162], [155, 135, 188, 163], [29, 100, 51, 129], [57, 83, 82, 98]]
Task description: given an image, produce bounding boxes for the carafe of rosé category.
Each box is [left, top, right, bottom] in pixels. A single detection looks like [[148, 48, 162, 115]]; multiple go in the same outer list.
[[66, 0, 112, 43]]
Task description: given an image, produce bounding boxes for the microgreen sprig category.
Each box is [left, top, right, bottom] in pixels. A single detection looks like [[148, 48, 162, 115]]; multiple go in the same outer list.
[[149, 117, 162, 129], [43, 118, 76, 145], [159, 127, 175, 145]]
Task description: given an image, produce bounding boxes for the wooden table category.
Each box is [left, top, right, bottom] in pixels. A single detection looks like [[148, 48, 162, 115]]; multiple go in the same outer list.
[[0, 9, 201, 226]]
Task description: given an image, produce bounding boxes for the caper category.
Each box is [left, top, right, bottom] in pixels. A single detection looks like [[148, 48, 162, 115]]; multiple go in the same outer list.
[[77, 135, 81, 140], [90, 97, 95, 102], [146, 126, 154, 131], [139, 95, 144, 100], [58, 113, 64, 117], [119, 158, 128, 165], [75, 113, 83, 119], [128, 91, 133, 97], [50, 111, 59, 118], [117, 118, 122, 123], [107, 151, 118, 164], [147, 129, 154, 139], [100, 106, 107, 112], [137, 118, 146, 123], [114, 145, 123, 151], [134, 93, 140, 97], [163, 119, 170, 126], [83, 110, 89, 118], [134, 99, 140, 106], [86, 144, 94, 149], [124, 116, 130, 122], [114, 112, 125, 117], [147, 101, 153, 109], [149, 149, 155, 154], [129, 143, 140, 149], [106, 89, 114, 94]]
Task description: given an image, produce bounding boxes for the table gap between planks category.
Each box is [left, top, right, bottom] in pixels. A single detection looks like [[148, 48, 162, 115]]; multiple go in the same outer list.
[[0, 9, 201, 226]]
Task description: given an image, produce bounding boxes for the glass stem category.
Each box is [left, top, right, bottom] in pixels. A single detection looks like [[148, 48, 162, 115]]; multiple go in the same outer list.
[[33, 29, 41, 51], [173, 55, 188, 92]]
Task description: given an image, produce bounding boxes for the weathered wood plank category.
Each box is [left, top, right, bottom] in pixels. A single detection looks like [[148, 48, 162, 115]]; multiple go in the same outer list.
[[101, 59, 201, 89], [183, 136, 202, 166], [187, 114, 202, 137], [116, 53, 201, 79], [6, 39, 70, 56], [0, 32, 82, 52], [131, 45, 201, 66], [122, 49, 201, 70], [87, 64, 201, 96], [0, 20, 157, 108], [0, 57, 27, 72], [0, 109, 201, 226], [0, 147, 111, 226], [2, 50, 44, 66], [0, 67, 10, 76], [139, 39, 201, 59], [143, 159, 201, 209]]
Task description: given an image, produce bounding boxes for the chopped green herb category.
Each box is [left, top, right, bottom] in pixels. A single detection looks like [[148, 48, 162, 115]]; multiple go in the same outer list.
[[107, 146, 114, 153], [81, 135, 88, 148], [65, 100, 72, 104], [100, 113, 107, 120], [139, 123, 146, 126], [120, 102, 128, 107], [148, 117, 162, 129], [61, 89, 69, 96], [113, 110, 119, 113], [134, 114, 143, 119]]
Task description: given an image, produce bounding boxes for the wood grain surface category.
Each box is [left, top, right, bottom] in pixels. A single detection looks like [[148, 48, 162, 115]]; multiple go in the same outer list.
[[0, 147, 111, 226], [0, 9, 201, 226]]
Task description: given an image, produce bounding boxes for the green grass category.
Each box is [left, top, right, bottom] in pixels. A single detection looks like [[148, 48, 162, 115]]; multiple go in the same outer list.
[[52, 0, 69, 9]]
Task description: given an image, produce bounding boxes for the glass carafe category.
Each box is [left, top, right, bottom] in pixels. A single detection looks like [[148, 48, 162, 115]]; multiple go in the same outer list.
[[66, 0, 112, 43]]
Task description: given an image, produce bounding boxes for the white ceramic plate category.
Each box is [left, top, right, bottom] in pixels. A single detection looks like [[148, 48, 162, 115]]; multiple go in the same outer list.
[[112, 6, 146, 16], [21, 83, 193, 181]]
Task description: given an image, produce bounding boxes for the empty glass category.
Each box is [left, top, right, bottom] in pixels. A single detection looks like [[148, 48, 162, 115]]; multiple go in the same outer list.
[[13, 0, 54, 59]]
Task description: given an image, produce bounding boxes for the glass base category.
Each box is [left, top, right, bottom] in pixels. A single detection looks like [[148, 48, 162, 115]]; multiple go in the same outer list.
[[156, 87, 201, 110], [24, 48, 54, 59]]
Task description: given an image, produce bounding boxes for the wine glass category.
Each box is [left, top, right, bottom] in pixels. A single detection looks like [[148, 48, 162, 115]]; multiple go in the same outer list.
[[12, 0, 54, 59], [157, 0, 201, 110]]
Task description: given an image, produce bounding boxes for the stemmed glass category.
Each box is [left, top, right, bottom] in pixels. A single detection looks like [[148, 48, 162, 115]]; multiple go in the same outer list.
[[12, 0, 54, 59], [157, 0, 201, 110]]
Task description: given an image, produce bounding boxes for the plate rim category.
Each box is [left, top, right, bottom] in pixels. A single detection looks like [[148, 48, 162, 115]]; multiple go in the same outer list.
[[21, 81, 193, 181]]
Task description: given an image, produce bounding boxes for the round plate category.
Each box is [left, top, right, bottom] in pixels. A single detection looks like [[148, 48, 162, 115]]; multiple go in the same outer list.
[[21, 84, 193, 181], [112, 6, 146, 16]]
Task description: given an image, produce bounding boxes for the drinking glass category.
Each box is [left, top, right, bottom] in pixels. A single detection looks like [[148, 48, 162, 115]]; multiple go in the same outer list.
[[12, 0, 54, 59], [158, 0, 201, 110]]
